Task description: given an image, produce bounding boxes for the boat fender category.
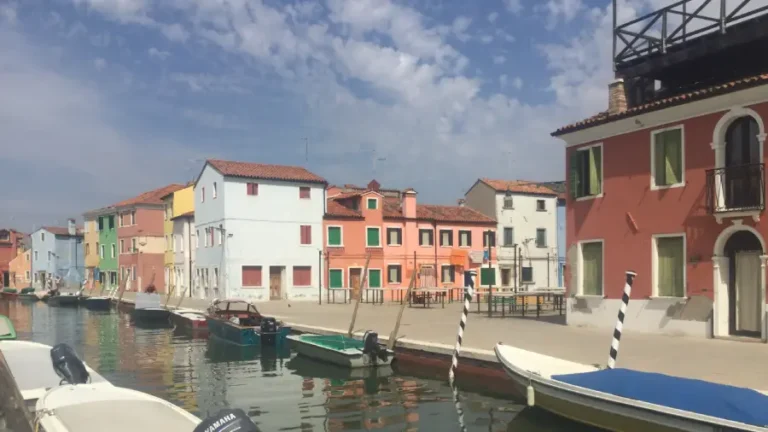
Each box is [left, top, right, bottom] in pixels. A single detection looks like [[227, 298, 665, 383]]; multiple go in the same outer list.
[[194, 408, 261, 432], [50, 343, 90, 385], [526, 384, 535, 407]]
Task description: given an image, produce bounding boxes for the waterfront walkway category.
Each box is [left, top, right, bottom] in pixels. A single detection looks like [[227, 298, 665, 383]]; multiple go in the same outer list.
[[127, 293, 768, 389]]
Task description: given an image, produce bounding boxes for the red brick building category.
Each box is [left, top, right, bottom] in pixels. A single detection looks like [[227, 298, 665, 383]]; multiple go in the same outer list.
[[553, 2, 768, 341]]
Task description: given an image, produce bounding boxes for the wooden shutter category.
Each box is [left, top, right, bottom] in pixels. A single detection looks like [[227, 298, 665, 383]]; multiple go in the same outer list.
[[242, 266, 262, 287], [293, 266, 311, 286], [368, 269, 381, 288], [328, 227, 341, 246], [569, 150, 581, 199], [329, 269, 343, 288], [589, 147, 602, 195], [299, 187, 310, 198]]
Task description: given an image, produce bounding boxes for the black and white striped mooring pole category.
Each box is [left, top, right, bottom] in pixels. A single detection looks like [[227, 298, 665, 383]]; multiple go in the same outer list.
[[607, 271, 637, 369], [448, 269, 476, 432]]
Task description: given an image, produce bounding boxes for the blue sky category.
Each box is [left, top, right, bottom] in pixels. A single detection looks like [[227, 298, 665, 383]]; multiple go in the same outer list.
[[0, 0, 679, 230]]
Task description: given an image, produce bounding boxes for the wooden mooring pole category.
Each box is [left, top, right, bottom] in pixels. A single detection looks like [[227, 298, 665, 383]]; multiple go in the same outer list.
[[347, 254, 371, 338], [387, 262, 418, 350]]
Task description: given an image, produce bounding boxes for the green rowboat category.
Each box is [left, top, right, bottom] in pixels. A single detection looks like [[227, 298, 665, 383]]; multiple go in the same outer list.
[[287, 332, 393, 369], [0, 314, 16, 340]]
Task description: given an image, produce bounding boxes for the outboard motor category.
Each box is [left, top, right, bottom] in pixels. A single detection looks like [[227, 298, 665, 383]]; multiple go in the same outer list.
[[362, 331, 389, 363], [50, 343, 90, 385], [260, 317, 278, 345], [194, 408, 261, 432]]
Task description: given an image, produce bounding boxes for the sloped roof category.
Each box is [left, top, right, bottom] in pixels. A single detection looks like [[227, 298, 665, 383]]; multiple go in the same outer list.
[[42, 226, 83, 236], [206, 159, 327, 184], [170, 211, 195, 221], [325, 200, 363, 219], [416, 205, 496, 224], [552, 72, 768, 136], [113, 184, 186, 208], [479, 179, 559, 196]]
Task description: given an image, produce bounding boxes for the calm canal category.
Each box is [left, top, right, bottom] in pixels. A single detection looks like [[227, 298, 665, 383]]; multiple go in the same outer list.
[[0, 300, 591, 431]]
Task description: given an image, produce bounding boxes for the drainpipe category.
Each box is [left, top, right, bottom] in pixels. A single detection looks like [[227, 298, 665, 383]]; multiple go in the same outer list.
[[188, 218, 193, 298], [433, 219, 438, 286]]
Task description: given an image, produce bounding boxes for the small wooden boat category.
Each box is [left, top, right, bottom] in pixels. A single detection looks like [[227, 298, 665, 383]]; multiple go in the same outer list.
[[494, 343, 768, 432], [1, 287, 18, 300], [286, 352, 394, 380], [206, 299, 290, 346], [47, 292, 81, 307], [287, 332, 394, 369], [170, 308, 208, 331], [35, 384, 201, 431], [83, 296, 112, 311], [0, 314, 16, 340], [131, 292, 170, 324], [18, 287, 39, 302]]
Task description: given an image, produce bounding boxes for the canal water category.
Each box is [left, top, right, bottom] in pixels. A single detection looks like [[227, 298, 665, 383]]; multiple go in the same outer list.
[[0, 300, 591, 431]]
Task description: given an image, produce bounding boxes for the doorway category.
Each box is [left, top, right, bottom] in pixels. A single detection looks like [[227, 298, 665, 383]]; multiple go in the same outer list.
[[269, 267, 283, 300], [2, 271, 8, 288], [724, 116, 761, 209], [349, 268, 362, 299], [724, 230, 764, 337]]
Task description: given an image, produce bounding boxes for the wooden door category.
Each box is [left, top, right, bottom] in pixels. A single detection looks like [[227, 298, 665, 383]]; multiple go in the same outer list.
[[269, 267, 282, 300], [735, 251, 761, 335], [350, 268, 362, 300]]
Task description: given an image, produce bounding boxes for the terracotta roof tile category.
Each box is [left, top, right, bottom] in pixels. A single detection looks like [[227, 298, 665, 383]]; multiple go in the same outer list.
[[208, 159, 327, 184], [480, 179, 559, 196], [113, 184, 186, 208], [331, 191, 363, 200], [171, 211, 195, 220], [552, 73, 768, 136], [416, 205, 496, 224], [42, 226, 83, 236], [325, 200, 363, 218]]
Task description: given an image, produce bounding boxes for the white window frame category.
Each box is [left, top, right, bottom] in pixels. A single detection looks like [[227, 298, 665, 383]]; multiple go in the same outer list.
[[366, 197, 378, 210], [651, 233, 687, 298], [650, 124, 685, 191], [213, 182, 218, 199], [365, 226, 381, 248], [326, 225, 344, 247], [213, 267, 219, 288], [111, 244, 116, 258], [535, 228, 547, 248], [439, 229, 453, 248], [577, 239, 605, 297], [99, 245, 104, 259], [367, 268, 382, 289], [386, 226, 402, 246], [573, 142, 604, 202], [458, 230, 471, 248], [418, 228, 433, 247], [132, 238, 137, 253], [441, 264, 455, 284], [119, 239, 124, 255], [386, 263, 402, 285]]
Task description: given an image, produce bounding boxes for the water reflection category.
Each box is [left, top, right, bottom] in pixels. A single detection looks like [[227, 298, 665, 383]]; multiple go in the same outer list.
[[2, 300, 587, 431]]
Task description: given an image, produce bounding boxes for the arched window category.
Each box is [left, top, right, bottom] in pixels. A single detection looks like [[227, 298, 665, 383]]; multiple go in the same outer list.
[[725, 116, 760, 167]]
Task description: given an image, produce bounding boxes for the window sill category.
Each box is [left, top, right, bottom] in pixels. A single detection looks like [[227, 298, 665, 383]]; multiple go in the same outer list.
[[575, 193, 603, 202], [420, 245, 433, 248], [365, 245, 383, 249], [648, 295, 687, 301], [440, 245, 453, 248], [650, 182, 685, 191], [574, 294, 605, 299], [327, 244, 344, 248], [388, 243, 402, 247]]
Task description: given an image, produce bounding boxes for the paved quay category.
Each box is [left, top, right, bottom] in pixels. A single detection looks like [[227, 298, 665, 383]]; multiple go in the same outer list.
[[121, 292, 768, 389]]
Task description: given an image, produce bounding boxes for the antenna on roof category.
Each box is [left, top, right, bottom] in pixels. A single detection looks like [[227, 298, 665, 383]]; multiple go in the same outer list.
[[304, 137, 309, 162]]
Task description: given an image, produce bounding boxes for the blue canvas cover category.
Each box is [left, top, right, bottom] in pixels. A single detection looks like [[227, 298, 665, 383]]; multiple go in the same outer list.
[[553, 368, 768, 427]]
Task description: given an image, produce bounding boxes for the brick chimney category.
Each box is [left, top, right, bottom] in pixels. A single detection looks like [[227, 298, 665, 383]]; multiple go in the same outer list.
[[457, 198, 466, 207], [608, 78, 627, 115], [402, 188, 417, 218], [67, 219, 76, 236]]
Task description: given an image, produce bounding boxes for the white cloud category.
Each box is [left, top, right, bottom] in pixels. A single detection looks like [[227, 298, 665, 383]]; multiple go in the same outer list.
[[480, 34, 494, 44], [492, 55, 506, 65], [161, 23, 189, 42], [512, 76, 523, 90], [487, 12, 498, 23], [148, 47, 170, 59], [539, 0, 585, 30], [0, 1, 17, 25], [503, 0, 523, 14], [93, 58, 106, 70]]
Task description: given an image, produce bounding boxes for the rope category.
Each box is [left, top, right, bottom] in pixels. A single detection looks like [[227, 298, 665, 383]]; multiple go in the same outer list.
[[607, 271, 636, 369]]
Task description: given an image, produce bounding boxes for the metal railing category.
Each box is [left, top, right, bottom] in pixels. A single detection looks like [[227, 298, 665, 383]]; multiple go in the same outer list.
[[705, 163, 765, 214], [613, 0, 768, 70]]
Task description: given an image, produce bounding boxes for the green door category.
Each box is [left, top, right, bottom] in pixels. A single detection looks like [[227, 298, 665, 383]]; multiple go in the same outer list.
[[368, 269, 381, 288], [329, 269, 343, 288]]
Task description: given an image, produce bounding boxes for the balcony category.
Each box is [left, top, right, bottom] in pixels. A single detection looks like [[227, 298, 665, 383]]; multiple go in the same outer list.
[[706, 163, 765, 223]]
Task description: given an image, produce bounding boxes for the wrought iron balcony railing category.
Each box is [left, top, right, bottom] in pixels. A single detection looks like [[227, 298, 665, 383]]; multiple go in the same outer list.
[[705, 163, 765, 214]]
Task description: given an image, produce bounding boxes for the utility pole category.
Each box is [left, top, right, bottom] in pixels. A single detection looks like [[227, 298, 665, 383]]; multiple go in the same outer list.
[[304, 137, 309, 162]]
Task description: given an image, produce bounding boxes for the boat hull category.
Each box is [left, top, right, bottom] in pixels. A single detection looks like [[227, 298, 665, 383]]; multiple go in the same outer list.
[[83, 297, 112, 311], [287, 335, 394, 369], [132, 308, 170, 322], [0, 315, 16, 340], [18, 294, 39, 302], [206, 317, 290, 346], [170, 310, 208, 332], [47, 295, 81, 307]]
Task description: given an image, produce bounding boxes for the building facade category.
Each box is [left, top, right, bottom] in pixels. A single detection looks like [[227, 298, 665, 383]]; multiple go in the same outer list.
[[0, 229, 24, 287], [96, 211, 118, 289], [82, 213, 101, 290], [8, 246, 31, 288], [464, 179, 560, 290], [194, 159, 327, 301], [162, 193, 175, 292], [30, 221, 84, 289], [165, 185, 194, 298], [324, 181, 497, 297], [553, 2, 768, 340]]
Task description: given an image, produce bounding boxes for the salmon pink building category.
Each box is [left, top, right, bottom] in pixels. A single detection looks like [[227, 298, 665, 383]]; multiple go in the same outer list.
[[554, 2, 768, 341], [323, 181, 497, 298], [0, 229, 24, 287]]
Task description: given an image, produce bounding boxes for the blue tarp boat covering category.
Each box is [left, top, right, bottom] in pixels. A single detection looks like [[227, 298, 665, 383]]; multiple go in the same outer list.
[[553, 368, 768, 427]]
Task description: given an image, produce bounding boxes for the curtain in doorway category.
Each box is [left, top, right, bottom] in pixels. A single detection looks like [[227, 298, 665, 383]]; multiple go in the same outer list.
[[735, 251, 762, 333], [581, 242, 602, 295], [657, 237, 684, 297]]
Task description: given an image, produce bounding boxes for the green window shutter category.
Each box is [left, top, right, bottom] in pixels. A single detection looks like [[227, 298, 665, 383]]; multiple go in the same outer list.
[[581, 242, 603, 295], [329, 269, 343, 288], [367, 198, 377, 209], [569, 151, 581, 199], [327, 227, 342, 246], [654, 134, 667, 186], [664, 129, 682, 185], [656, 237, 684, 297], [589, 147, 602, 195], [366, 227, 380, 247], [480, 268, 496, 286], [368, 269, 381, 288]]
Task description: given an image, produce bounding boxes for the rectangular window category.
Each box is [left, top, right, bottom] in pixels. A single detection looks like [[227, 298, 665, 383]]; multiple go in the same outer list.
[[217, 226, 223, 245], [459, 230, 471, 247], [293, 266, 311, 286], [119, 214, 124, 227], [536, 199, 546, 211], [213, 268, 219, 288], [654, 236, 685, 297], [368, 269, 382, 288], [480, 268, 496, 286], [247, 183, 259, 195], [131, 211, 136, 225], [440, 230, 453, 247], [329, 269, 343, 288], [213, 182, 218, 199], [503, 227, 514, 247], [110, 244, 115, 258], [483, 231, 496, 247], [419, 229, 433, 246], [98, 217, 104, 231], [327, 226, 342, 246], [109, 216, 114, 230], [570, 145, 603, 199], [652, 127, 684, 188], [501, 268, 512, 286], [41, 233, 45, 241], [521, 266, 533, 283], [85, 244, 90, 256], [300, 225, 312, 245], [441, 265, 455, 283], [299, 187, 310, 199], [132, 238, 137, 252], [208, 228, 214, 247], [99, 245, 104, 258], [242, 266, 262, 287], [119, 239, 124, 254], [366, 227, 381, 247], [367, 198, 378, 209], [387, 228, 402, 246], [580, 241, 603, 295], [387, 265, 402, 284], [132, 266, 136, 281], [536, 228, 547, 248], [503, 196, 514, 209], [48, 251, 52, 261], [201, 187, 205, 202]]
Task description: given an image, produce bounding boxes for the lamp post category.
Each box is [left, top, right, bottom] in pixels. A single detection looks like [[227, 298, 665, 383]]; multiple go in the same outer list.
[[486, 229, 494, 317]]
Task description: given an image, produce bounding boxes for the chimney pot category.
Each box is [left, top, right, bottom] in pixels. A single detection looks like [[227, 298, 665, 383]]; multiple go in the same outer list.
[[457, 198, 466, 207], [608, 78, 627, 115], [402, 189, 417, 218], [67, 219, 76, 236]]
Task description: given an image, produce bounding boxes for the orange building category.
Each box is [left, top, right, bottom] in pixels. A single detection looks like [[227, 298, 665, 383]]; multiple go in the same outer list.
[[8, 246, 31, 288]]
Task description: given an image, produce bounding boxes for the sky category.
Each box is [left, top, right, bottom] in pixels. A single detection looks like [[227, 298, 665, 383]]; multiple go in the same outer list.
[[0, 0, 753, 231]]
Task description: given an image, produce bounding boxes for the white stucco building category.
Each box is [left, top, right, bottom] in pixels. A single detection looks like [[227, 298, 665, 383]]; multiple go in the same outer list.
[[172, 211, 196, 299], [464, 179, 561, 289], [193, 159, 327, 301]]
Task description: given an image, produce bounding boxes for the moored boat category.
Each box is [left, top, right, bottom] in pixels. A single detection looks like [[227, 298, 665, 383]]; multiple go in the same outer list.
[[494, 343, 768, 432], [0, 314, 16, 340], [287, 332, 393, 369], [1, 287, 18, 300], [170, 308, 208, 332], [206, 299, 289, 346], [286, 351, 394, 379], [18, 287, 39, 302], [47, 292, 81, 307], [131, 292, 171, 324], [83, 296, 111, 311]]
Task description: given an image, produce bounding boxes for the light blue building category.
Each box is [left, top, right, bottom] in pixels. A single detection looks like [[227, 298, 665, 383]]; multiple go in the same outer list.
[[31, 219, 84, 289], [538, 181, 566, 286]]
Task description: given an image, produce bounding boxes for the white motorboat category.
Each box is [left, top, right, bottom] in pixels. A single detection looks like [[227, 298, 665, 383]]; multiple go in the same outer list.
[[34, 384, 201, 431], [170, 308, 208, 331], [287, 332, 394, 369], [494, 343, 768, 432]]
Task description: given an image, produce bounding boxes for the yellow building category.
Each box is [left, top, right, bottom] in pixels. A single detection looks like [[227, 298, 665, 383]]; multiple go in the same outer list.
[[161, 185, 194, 297], [82, 214, 101, 290]]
